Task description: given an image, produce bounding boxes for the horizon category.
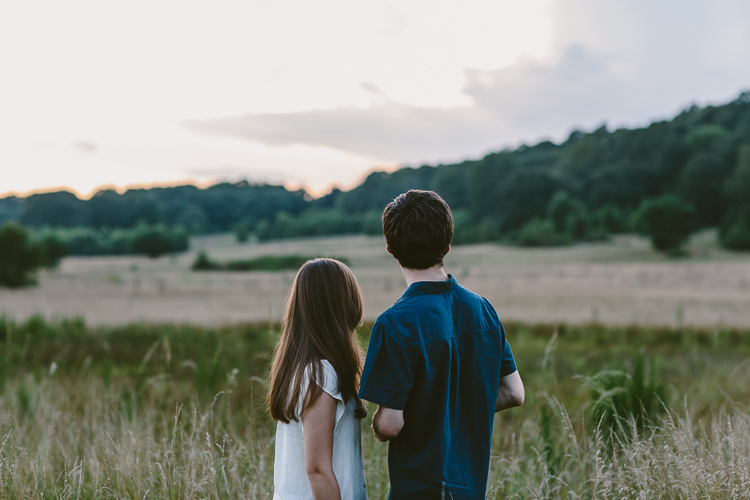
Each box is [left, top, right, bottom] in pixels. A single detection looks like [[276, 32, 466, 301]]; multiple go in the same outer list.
[[3, 86, 746, 202], [0, 161, 403, 201]]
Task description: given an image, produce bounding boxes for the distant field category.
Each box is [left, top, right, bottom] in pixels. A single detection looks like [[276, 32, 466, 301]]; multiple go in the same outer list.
[[1, 230, 749, 327]]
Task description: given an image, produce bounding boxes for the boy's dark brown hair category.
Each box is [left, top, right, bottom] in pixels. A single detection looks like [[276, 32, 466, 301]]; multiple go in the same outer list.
[[267, 258, 367, 423], [382, 189, 453, 270]]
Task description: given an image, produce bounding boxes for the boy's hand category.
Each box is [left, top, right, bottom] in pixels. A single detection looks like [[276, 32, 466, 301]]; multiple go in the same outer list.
[[371, 405, 404, 441], [371, 421, 387, 442]]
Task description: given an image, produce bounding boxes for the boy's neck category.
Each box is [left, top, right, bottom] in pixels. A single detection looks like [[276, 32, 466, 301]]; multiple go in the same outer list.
[[400, 265, 450, 287]]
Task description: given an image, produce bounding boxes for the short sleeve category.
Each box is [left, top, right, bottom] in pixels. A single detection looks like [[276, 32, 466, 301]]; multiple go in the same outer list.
[[319, 360, 344, 402], [358, 319, 413, 410], [299, 360, 345, 429], [499, 323, 517, 377]]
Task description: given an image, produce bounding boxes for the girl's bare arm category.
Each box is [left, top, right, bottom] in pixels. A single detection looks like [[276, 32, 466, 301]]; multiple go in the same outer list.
[[303, 390, 341, 500]]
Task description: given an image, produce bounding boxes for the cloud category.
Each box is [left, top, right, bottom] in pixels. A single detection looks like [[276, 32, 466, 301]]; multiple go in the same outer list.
[[185, 0, 750, 166], [184, 45, 633, 163], [185, 85, 491, 162], [371, 0, 409, 37], [72, 141, 98, 153]]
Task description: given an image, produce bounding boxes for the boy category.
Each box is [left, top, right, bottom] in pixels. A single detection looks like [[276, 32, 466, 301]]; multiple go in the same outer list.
[[359, 189, 524, 500]]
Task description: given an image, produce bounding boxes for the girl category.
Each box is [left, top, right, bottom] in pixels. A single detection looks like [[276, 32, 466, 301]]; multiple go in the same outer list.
[[268, 258, 368, 500]]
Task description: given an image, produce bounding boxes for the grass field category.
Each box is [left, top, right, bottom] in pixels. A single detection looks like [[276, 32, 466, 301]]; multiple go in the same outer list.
[[1, 230, 749, 328], [1, 231, 749, 497], [2, 317, 750, 498]]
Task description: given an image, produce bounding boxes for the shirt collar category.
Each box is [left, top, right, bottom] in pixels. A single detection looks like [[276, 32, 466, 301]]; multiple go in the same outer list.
[[402, 274, 457, 297]]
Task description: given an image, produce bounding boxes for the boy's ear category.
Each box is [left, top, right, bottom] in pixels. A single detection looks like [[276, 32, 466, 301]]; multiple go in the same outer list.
[[444, 244, 451, 255], [386, 244, 393, 255]]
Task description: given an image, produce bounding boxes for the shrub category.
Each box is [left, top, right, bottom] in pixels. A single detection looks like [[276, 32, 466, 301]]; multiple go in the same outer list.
[[132, 226, 188, 258], [132, 229, 171, 258], [37, 234, 68, 269], [452, 209, 499, 245], [233, 221, 250, 243], [633, 196, 696, 252], [192, 253, 350, 272], [361, 211, 383, 235], [223, 255, 310, 271], [719, 206, 750, 250], [719, 144, 750, 250], [62, 229, 105, 255], [725, 144, 750, 203], [677, 153, 730, 226], [254, 220, 271, 240], [565, 211, 589, 240], [518, 218, 569, 247], [34, 225, 189, 257], [0, 222, 44, 288], [593, 205, 627, 233], [548, 191, 589, 239], [256, 209, 383, 241], [191, 251, 221, 270]]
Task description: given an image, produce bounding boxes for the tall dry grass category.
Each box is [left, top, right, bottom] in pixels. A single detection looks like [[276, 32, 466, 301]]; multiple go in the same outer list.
[[2, 377, 750, 498], [3, 317, 750, 498], [486, 400, 750, 499], [0, 376, 275, 499]]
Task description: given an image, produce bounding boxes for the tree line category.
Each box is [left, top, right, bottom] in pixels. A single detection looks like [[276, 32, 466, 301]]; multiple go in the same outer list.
[[0, 181, 307, 235], [307, 92, 750, 251], [1, 91, 750, 257]]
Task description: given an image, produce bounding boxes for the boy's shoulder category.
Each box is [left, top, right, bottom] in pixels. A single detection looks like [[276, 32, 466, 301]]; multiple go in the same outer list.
[[385, 280, 492, 311], [375, 281, 500, 334]]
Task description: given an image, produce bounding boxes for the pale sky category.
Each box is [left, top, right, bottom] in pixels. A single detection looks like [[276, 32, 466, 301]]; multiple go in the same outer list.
[[1, 0, 749, 198]]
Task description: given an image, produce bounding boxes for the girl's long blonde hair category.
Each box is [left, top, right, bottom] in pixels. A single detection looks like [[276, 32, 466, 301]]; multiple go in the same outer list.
[[267, 258, 367, 423]]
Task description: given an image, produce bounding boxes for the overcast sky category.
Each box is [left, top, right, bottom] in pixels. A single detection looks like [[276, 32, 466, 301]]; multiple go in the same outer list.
[[1, 0, 749, 198]]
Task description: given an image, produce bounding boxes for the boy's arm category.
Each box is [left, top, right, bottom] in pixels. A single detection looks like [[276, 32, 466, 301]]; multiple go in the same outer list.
[[359, 319, 413, 441], [371, 405, 404, 442], [495, 370, 524, 412]]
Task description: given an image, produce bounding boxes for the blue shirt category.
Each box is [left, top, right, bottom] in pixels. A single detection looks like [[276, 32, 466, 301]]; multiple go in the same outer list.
[[359, 275, 517, 500]]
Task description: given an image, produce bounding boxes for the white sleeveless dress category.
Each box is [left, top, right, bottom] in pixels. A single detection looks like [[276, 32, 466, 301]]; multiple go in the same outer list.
[[273, 360, 367, 500]]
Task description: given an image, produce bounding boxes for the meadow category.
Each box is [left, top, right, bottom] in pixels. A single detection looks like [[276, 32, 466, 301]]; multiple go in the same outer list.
[[1, 232, 750, 498], [2, 315, 750, 498], [1, 230, 749, 328]]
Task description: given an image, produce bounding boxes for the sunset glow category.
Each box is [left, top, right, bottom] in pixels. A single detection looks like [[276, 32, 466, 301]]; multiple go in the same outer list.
[[1, 0, 749, 197]]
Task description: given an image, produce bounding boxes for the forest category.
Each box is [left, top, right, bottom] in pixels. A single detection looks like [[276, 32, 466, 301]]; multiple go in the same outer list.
[[2, 91, 750, 255]]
